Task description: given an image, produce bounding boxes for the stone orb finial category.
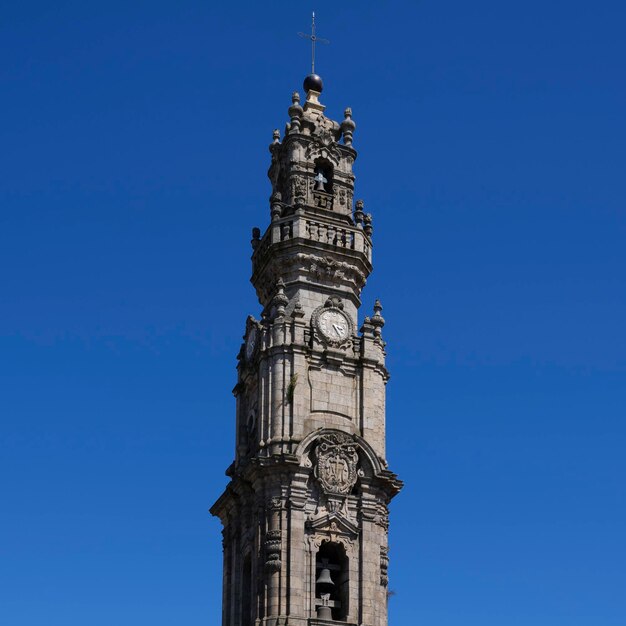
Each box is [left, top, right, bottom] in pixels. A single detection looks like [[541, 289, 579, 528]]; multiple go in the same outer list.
[[303, 73, 323, 94]]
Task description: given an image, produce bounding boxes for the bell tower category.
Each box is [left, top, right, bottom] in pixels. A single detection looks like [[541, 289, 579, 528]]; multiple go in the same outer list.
[[210, 72, 403, 626]]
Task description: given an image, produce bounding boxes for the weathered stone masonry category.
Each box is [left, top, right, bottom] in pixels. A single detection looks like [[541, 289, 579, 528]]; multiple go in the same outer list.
[[211, 73, 403, 626]]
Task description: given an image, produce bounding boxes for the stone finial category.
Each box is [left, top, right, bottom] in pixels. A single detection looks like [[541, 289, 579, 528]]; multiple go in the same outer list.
[[270, 191, 282, 222], [288, 92, 303, 134], [272, 278, 289, 318], [341, 107, 356, 146], [371, 299, 386, 338], [363, 212, 373, 237], [354, 199, 365, 225], [272, 129, 280, 144], [251, 227, 261, 250]]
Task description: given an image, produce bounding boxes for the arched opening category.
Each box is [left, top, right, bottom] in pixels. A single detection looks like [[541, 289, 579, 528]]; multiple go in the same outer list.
[[315, 541, 349, 621], [313, 159, 334, 195]]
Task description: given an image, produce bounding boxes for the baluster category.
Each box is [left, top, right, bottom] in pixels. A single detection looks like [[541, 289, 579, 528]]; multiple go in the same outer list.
[[318, 223, 327, 243], [327, 225, 335, 245]]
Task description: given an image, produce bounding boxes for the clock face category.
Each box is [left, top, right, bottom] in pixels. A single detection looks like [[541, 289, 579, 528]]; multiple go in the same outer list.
[[318, 309, 350, 342], [245, 326, 257, 361]]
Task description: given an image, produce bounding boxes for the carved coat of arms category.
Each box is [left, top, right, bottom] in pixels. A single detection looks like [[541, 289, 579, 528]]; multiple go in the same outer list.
[[314, 432, 359, 496]]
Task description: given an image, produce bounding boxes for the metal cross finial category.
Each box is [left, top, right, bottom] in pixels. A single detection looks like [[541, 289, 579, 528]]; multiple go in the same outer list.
[[298, 12, 330, 74]]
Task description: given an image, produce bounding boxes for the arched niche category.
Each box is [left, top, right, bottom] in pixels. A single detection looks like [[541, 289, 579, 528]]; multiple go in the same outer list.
[[314, 539, 349, 621]]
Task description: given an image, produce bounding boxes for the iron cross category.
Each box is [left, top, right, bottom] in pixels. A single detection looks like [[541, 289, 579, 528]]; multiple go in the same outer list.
[[298, 12, 330, 74]]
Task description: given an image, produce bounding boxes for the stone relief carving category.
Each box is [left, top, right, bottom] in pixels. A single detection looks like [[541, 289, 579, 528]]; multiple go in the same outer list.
[[255, 255, 367, 305], [374, 504, 390, 531], [312, 190, 333, 210], [314, 432, 360, 496], [380, 546, 389, 587], [291, 175, 307, 204], [346, 189, 353, 211], [306, 531, 355, 555], [302, 254, 365, 288], [305, 137, 341, 165], [338, 187, 346, 206], [267, 496, 282, 511]]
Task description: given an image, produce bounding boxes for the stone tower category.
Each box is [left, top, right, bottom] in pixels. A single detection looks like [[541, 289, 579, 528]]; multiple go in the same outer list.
[[210, 73, 403, 626]]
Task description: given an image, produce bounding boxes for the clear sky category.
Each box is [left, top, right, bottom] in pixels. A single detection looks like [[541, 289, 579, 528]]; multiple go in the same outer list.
[[1, 1, 625, 625]]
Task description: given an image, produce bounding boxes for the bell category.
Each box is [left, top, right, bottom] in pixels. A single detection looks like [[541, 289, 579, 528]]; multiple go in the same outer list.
[[317, 605, 333, 620], [316, 567, 334, 587]]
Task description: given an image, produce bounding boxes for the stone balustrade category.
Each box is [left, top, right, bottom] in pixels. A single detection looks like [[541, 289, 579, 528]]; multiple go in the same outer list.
[[254, 215, 372, 263]]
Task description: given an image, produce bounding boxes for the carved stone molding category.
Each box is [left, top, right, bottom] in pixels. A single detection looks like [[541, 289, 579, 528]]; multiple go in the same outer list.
[[291, 175, 307, 205]]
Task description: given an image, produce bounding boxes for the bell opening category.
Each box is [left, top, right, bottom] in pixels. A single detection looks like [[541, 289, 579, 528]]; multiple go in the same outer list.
[[313, 158, 334, 195], [315, 542, 349, 621]]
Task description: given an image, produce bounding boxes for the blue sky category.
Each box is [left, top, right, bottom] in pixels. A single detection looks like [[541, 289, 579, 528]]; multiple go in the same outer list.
[[1, 1, 625, 624]]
